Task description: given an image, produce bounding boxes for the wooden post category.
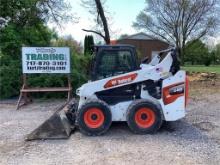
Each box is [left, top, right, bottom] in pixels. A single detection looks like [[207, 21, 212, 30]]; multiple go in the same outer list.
[[67, 74, 72, 102], [16, 74, 27, 110], [23, 74, 28, 105]]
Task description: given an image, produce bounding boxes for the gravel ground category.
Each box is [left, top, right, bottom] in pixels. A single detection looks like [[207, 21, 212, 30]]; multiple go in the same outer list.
[[0, 81, 220, 165]]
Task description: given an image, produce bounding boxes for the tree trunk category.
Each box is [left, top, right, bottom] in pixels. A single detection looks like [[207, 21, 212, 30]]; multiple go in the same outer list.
[[94, 0, 110, 44], [175, 46, 183, 66], [180, 49, 185, 66]]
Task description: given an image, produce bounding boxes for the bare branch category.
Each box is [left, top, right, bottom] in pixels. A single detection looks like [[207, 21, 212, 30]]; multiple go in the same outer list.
[[82, 28, 105, 39]]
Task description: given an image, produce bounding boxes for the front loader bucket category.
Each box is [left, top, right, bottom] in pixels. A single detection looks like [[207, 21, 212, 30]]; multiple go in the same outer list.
[[26, 103, 75, 141]]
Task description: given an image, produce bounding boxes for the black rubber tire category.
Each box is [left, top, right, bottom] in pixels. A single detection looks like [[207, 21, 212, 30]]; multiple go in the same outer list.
[[76, 99, 112, 136], [126, 99, 162, 134]]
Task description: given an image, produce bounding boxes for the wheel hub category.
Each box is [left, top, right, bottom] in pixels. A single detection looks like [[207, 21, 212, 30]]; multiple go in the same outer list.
[[84, 108, 105, 128], [141, 113, 148, 120], [91, 114, 98, 120], [135, 108, 156, 128]]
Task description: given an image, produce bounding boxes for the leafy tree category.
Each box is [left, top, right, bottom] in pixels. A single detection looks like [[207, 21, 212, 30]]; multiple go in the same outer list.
[[52, 35, 83, 55], [184, 39, 210, 66], [133, 0, 220, 64], [0, 23, 56, 59], [84, 35, 94, 55], [0, 0, 74, 98], [0, 23, 57, 98], [0, 51, 22, 98], [84, 35, 89, 55], [213, 43, 220, 64], [88, 35, 94, 52], [0, 0, 74, 27]]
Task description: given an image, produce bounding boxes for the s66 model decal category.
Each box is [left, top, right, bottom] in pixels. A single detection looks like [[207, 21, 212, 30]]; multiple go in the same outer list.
[[163, 82, 185, 105]]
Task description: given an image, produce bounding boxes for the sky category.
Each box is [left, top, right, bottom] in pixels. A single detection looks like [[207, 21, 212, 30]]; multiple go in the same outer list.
[[48, 0, 220, 46], [49, 0, 146, 43]]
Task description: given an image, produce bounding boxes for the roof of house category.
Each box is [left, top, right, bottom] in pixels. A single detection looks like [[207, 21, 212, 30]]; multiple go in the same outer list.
[[118, 32, 155, 40], [117, 32, 169, 45]]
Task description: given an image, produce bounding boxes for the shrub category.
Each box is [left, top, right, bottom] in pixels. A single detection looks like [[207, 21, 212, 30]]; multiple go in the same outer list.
[[203, 56, 212, 66], [0, 54, 22, 99]]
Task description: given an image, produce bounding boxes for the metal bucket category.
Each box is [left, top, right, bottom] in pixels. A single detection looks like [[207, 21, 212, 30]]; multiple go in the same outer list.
[[26, 102, 76, 141]]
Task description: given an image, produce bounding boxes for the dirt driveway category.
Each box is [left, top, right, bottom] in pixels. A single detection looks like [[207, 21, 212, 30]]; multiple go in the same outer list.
[[0, 81, 220, 165]]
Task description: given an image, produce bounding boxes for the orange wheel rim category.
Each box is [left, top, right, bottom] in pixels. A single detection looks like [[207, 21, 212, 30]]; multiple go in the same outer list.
[[135, 108, 155, 128], [84, 108, 105, 128]]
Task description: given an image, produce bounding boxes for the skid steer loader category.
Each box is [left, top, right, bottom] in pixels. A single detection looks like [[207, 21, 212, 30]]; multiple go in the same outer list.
[[26, 45, 189, 140]]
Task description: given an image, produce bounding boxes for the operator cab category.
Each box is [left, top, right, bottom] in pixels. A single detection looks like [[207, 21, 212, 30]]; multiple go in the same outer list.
[[91, 45, 139, 81]]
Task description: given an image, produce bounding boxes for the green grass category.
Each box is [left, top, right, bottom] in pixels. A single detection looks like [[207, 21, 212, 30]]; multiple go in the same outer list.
[[181, 65, 220, 74]]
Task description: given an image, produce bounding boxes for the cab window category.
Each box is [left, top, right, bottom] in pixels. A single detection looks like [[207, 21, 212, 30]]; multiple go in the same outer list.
[[96, 50, 134, 80]]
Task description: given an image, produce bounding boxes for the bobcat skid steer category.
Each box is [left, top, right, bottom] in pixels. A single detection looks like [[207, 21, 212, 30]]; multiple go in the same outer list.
[[26, 45, 189, 140]]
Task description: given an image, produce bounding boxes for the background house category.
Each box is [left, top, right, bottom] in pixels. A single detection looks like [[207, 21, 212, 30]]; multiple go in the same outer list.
[[115, 32, 170, 60]]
